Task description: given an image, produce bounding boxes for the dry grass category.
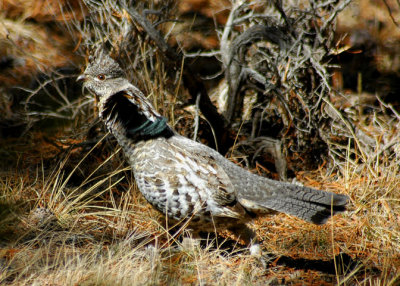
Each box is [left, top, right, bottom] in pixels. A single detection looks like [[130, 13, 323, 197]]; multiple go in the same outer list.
[[1, 0, 400, 285], [1, 122, 399, 285], [0, 143, 266, 285]]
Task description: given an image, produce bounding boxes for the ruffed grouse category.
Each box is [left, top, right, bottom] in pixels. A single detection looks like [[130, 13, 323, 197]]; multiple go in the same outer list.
[[78, 51, 348, 252]]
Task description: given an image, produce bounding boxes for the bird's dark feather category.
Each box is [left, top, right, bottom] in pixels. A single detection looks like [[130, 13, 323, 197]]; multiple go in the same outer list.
[[102, 91, 173, 140]]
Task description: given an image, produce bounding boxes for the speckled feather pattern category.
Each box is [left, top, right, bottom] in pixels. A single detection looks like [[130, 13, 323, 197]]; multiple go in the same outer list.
[[111, 132, 251, 230], [79, 52, 348, 236]]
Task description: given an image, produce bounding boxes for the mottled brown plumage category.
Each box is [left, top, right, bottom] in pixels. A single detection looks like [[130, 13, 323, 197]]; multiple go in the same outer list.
[[78, 51, 348, 251]]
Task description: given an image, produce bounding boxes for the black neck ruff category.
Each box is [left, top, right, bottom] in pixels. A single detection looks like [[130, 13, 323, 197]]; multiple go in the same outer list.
[[102, 92, 174, 140]]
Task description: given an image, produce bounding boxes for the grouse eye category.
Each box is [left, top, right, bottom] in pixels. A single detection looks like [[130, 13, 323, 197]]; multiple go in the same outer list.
[[97, 74, 106, 80]]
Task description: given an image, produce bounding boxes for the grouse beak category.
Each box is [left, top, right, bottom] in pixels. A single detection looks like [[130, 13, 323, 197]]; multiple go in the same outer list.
[[77, 74, 87, 82]]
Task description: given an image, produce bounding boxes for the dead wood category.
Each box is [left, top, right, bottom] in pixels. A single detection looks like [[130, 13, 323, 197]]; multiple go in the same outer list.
[[70, 0, 397, 175], [125, 6, 232, 153], [223, 24, 290, 124]]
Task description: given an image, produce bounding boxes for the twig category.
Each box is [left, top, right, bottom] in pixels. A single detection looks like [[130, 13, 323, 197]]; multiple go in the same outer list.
[[124, 5, 231, 152], [382, 0, 400, 28]]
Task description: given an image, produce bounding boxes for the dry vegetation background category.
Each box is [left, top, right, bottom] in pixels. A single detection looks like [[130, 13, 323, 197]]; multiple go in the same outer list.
[[1, 0, 400, 285]]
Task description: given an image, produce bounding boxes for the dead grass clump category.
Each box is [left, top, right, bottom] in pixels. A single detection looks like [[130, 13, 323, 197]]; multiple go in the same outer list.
[[1, 0, 400, 285], [0, 150, 267, 285], [256, 149, 400, 284], [2, 118, 399, 284]]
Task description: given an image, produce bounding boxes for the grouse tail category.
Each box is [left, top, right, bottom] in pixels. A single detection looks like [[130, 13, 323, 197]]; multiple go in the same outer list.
[[238, 179, 348, 224]]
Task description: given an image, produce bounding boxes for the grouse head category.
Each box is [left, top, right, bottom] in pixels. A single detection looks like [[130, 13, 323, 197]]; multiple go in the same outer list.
[[78, 50, 174, 140], [77, 50, 127, 100]]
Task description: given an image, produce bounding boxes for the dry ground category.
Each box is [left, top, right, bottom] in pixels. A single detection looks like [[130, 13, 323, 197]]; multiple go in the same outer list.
[[1, 0, 400, 285], [0, 129, 398, 285]]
